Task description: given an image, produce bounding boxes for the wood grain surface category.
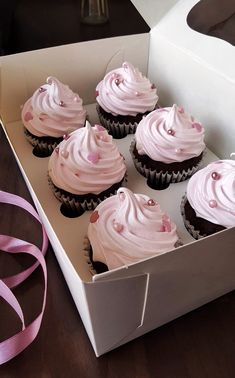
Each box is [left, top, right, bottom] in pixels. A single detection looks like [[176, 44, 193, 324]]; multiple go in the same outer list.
[[1, 0, 235, 376]]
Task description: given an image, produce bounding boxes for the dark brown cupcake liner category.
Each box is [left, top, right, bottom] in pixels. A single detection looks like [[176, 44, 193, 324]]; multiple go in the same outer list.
[[180, 195, 225, 239], [24, 128, 62, 157], [48, 173, 127, 218], [96, 105, 138, 138], [83, 236, 108, 275], [130, 140, 205, 189], [180, 195, 205, 239]]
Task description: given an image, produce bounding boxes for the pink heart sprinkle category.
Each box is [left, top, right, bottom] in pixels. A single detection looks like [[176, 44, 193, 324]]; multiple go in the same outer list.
[[113, 222, 124, 233], [24, 112, 33, 122], [95, 90, 99, 97], [161, 215, 172, 232], [192, 122, 203, 132], [88, 152, 100, 164], [111, 73, 118, 79], [95, 124, 105, 131], [90, 211, 99, 223], [97, 135, 107, 142], [178, 107, 184, 114]]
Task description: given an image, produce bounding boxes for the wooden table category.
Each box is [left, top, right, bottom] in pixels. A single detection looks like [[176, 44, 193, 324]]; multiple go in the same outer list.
[[1, 1, 235, 376]]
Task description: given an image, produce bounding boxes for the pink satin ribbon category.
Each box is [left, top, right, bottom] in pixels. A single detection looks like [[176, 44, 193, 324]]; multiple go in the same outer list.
[[0, 190, 48, 365]]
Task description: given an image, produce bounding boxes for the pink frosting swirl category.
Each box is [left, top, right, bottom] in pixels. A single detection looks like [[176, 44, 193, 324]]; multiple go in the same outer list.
[[22, 77, 86, 137], [88, 187, 179, 270], [135, 104, 205, 163], [186, 160, 235, 228], [96, 62, 158, 116], [48, 122, 126, 195]]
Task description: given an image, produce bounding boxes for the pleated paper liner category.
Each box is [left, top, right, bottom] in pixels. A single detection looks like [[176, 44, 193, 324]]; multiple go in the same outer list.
[[48, 174, 128, 218], [130, 139, 205, 190]]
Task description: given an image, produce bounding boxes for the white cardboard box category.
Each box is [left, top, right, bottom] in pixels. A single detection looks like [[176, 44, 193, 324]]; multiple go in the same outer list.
[[1, 0, 235, 356]]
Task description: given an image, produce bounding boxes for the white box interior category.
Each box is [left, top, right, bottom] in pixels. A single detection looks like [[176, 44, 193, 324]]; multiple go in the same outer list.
[[1, 0, 235, 356]]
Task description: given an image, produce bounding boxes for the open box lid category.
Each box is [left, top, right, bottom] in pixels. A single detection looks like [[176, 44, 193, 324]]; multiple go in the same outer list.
[[131, 0, 180, 28], [143, 0, 235, 159]]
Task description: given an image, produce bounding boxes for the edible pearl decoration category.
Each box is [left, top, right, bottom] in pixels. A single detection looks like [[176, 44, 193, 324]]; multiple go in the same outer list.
[[59, 101, 65, 107], [209, 200, 217, 208], [211, 171, 220, 180], [39, 87, 46, 93], [167, 129, 175, 136], [147, 199, 156, 206], [61, 150, 69, 158], [175, 148, 182, 154], [63, 134, 70, 140], [115, 79, 120, 85]]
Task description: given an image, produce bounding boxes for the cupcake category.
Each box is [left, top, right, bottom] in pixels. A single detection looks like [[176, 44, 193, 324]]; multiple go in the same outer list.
[[48, 121, 127, 217], [22, 76, 86, 157], [85, 187, 180, 273], [130, 104, 205, 190], [96, 62, 158, 139], [181, 159, 235, 239]]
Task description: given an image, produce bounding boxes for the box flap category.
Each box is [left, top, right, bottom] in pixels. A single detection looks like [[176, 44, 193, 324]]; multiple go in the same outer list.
[[90, 227, 235, 353], [84, 273, 148, 356]]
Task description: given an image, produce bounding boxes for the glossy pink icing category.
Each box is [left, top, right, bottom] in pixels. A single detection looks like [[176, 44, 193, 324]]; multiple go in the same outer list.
[[135, 104, 205, 163], [48, 121, 126, 195], [88, 187, 179, 270], [22, 77, 86, 137], [96, 62, 158, 116], [187, 160, 235, 227]]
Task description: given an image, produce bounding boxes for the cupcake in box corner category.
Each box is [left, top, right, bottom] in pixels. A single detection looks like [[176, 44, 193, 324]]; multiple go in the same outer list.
[[96, 61, 158, 139], [48, 121, 127, 217], [130, 104, 205, 190], [181, 159, 235, 239], [85, 187, 181, 273], [21, 77, 86, 157]]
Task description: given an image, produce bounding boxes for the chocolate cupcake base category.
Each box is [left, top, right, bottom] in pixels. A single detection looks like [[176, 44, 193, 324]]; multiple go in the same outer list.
[[97, 105, 151, 139], [48, 174, 127, 218], [130, 140, 204, 190], [84, 236, 108, 275], [180, 195, 225, 239], [24, 128, 63, 157]]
